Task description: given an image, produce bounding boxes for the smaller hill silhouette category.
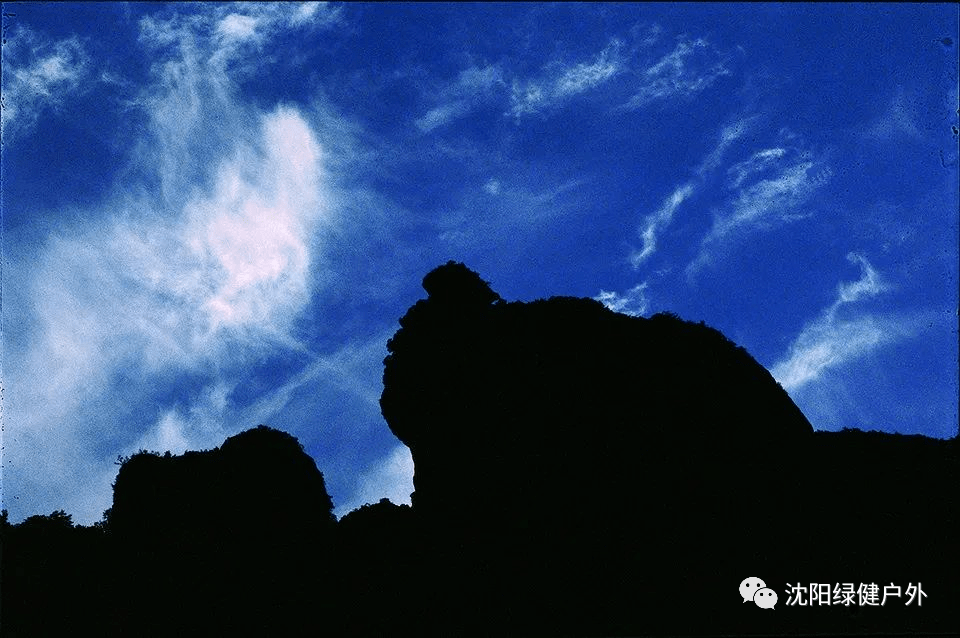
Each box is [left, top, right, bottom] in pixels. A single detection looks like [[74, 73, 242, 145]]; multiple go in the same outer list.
[[108, 425, 337, 636]]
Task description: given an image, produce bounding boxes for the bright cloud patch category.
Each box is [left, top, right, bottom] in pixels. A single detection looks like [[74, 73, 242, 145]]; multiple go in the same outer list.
[[192, 108, 325, 333], [218, 13, 259, 43]]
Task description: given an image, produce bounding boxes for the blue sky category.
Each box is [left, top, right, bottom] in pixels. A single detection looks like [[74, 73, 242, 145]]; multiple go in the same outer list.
[[1, 3, 957, 525]]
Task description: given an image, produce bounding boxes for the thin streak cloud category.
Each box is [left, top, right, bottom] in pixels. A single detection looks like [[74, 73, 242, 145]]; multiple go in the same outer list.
[[688, 144, 832, 277], [631, 183, 696, 267], [416, 64, 505, 132], [629, 116, 755, 267], [509, 39, 624, 117], [771, 252, 897, 391]]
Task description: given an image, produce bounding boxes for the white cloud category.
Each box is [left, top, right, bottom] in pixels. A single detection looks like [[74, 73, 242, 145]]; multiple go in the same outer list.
[[335, 445, 415, 518], [0, 28, 90, 140], [484, 178, 502, 195], [420, 29, 729, 128], [696, 116, 757, 176], [457, 64, 505, 93], [140, 3, 342, 74], [291, 2, 328, 27], [140, 411, 198, 457], [416, 64, 505, 132], [3, 8, 337, 525], [594, 283, 650, 317], [688, 143, 832, 276], [628, 116, 755, 267], [509, 39, 623, 117], [726, 148, 787, 189], [631, 182, 696, 267], [715, 161, 822, 236], [633, 23, 663, 48], [772, 316, 891, 391], [218, 2, 343, 41], [837, 252, 885, 303], [217, 13, 259, 43], [555, 46, 621, 96], [191, 108, 325, 334], [416, 102, 471, 133], [622, 37, 730, 110], [418, 38, 626, 130], [131, 382, 235, 459], [771, 253, 899, 392]]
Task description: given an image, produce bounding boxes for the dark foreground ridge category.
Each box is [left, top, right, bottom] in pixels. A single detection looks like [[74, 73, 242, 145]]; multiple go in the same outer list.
[[2, 262, 957, 637]]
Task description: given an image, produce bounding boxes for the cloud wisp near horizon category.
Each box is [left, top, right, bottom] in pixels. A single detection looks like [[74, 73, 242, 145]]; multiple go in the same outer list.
[[2, 3, 957, 524]]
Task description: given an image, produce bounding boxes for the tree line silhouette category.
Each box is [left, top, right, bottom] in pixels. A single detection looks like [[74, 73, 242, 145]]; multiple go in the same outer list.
[[2, 262, 956, 636]]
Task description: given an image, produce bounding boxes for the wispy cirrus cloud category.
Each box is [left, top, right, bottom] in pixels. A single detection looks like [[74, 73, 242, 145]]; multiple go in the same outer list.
[[713, 160, 828, 239], [687, 138, 832, 277], [697, 117, 759, 176], [770, 252, 905, 392], [631, 183, 696, 267], [508, 39, 624, 117], [421, 27, 731, 131], [415, 64, 505, 132], [439, 176, 591, 253], [0, 26, 90, 140], [594, 282, 650, 317], [628, 116, 755, 267], [213, 2, 342, 52], [417, 40, 625, 132], [621, 36, 731, 111], [137, 2, 341, 82], [863, 85, 925, 143], [726, 147, 787, 189]]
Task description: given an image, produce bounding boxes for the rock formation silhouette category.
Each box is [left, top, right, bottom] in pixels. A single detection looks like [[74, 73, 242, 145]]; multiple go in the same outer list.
[[109, 425, 336, 636], [378, 261, 957, 636], [2, 263, 956, 637]]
